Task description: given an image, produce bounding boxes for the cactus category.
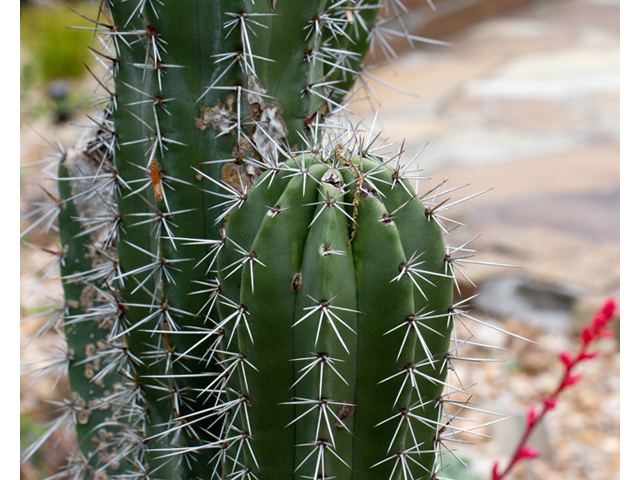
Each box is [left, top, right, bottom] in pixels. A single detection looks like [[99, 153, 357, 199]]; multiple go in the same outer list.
[[20, 1, 496, 480]]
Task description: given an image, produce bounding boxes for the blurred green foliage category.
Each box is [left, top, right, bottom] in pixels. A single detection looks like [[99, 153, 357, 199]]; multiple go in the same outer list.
[[20, 1, 95, 83], [20, 413, 51, 480], [21, 408, 75, 479]]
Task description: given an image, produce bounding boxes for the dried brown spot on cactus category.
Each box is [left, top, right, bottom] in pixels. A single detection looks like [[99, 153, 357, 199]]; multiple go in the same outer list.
[[195, 95, 237, 133], [335, 399, 355, 428], [150, 157, 163, 202], [221, 163, 250, 196], [80, 285, 95, 311]]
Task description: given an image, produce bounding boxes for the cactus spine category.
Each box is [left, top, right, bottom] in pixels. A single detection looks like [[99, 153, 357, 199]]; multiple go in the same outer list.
[[21, 1, 489, 480]]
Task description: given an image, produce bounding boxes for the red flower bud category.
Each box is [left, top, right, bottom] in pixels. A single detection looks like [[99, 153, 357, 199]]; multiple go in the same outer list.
[[492, 462, 500, 480], [559, 351, 573, 368], [516, 445, 540, 460], [592, 313, 607, 331], [558, 351, 573, 370], [580, 325, 596, 345], [526, 404, 538, 429], [578, 351, 598, 361], [562, 372, 582, 388], [542, 396, 557, 409], [600, 298, 616, 320]]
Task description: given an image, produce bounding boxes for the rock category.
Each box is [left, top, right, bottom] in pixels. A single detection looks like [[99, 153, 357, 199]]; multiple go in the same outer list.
[[475, 274, 582, 331]]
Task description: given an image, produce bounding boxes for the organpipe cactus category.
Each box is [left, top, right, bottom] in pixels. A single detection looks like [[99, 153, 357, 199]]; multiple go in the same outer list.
[[21, 1, 501, 480]]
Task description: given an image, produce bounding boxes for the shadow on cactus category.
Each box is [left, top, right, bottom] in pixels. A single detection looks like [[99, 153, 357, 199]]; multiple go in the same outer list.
[[20, 1, 508, 480]]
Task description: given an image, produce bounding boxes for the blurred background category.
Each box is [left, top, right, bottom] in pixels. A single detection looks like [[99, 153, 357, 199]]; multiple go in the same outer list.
[[20, 0, 620, 479]]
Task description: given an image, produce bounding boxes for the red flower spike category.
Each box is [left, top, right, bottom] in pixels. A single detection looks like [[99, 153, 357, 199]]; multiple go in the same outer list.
[[490, 299, 616, 480]]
